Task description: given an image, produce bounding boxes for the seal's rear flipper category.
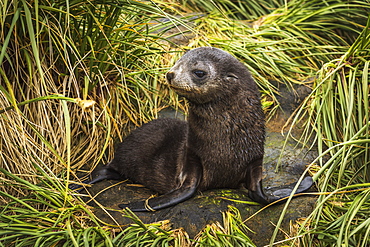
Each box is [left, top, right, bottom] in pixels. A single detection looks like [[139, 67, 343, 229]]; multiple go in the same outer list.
[[69, 166, 122, 192], [249, 176, 313, 205]]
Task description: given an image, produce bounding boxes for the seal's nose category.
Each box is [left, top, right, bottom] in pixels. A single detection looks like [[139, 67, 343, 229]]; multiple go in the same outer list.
[[166, 72, 174, 83]]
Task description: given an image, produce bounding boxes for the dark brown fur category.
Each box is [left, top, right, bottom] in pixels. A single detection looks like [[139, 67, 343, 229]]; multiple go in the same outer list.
[[79, 47, 312, 211], [171, 47, 266, 193]]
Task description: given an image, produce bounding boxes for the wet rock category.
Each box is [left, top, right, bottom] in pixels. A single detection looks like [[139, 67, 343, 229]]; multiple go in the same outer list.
[[82, 174, 316, 246]]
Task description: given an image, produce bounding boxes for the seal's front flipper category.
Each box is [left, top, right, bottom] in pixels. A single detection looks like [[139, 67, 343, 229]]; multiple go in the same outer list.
[[248, 178, 276, 204], [118, 185, 197, 212], [119, 153, 202, 212], [268, 176, 313, 199], [249, 176, 313, 205]]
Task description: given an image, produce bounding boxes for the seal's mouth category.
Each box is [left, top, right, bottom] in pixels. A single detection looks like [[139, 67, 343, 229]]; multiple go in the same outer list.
[[169, 84, 209, 104], [169, 84, 193, 93]]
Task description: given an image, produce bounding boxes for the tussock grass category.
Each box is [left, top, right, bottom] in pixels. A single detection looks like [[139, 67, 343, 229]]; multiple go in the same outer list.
[[0, 167, 255, 246], [0, 164, 111, 246], [175, 0, 369, 115], [193, 206, 255, 247], [267, 14, 370, 247], [286, 16, 370, 246], [0, 0, 180, 193]]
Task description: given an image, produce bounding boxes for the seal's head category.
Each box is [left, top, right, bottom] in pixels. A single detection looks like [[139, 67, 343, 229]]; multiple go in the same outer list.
[[166, 47, 254, 104]]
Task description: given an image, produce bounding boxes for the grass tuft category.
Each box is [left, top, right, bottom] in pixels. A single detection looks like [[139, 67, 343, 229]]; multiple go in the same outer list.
[[286, 14, 370, 246]]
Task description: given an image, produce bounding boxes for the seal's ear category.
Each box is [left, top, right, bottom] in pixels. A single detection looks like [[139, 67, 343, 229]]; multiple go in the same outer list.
[[225, 73, 239, 83]]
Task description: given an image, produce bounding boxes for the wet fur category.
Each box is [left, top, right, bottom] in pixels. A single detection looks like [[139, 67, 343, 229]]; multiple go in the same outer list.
[[77, 47, 312, 211]]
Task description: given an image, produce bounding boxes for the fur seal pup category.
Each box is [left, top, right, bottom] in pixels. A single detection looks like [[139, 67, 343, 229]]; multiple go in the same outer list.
[[76, 47, 313, 211]]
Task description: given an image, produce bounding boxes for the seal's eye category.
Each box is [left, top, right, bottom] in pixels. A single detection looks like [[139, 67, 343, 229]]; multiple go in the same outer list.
[[193, 70, 207, 79]]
